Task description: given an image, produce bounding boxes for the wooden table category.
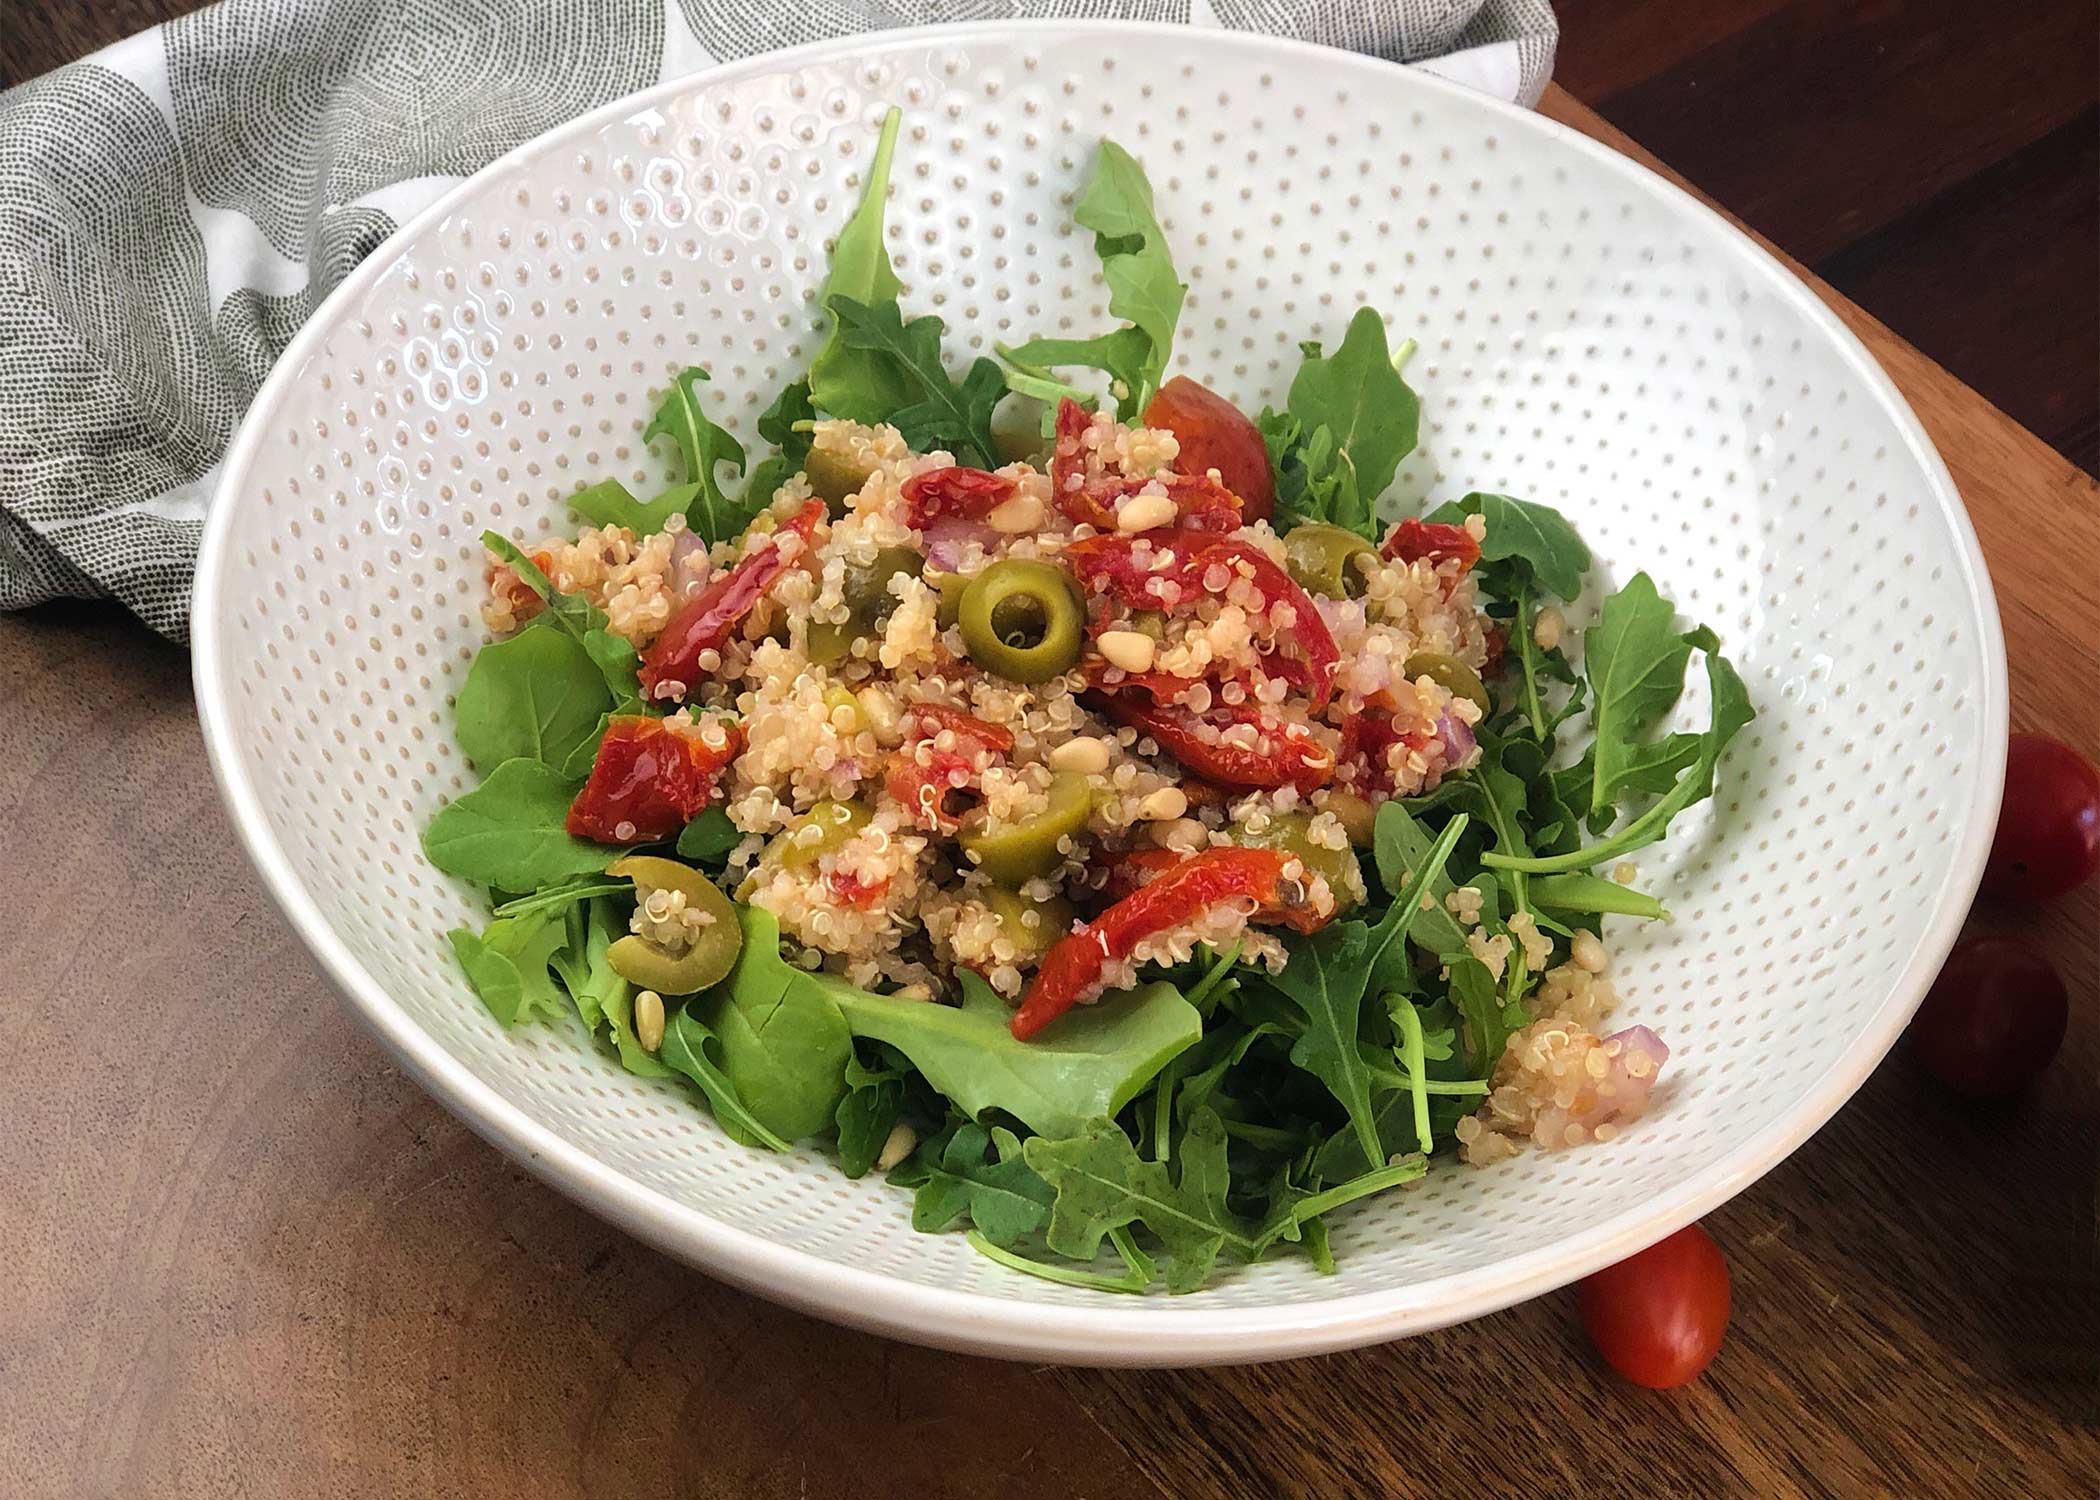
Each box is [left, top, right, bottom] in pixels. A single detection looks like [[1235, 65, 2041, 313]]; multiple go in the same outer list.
[[2, 85, 2096, 1500]]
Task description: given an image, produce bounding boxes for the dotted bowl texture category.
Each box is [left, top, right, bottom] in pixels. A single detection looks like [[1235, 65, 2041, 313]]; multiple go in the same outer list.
[[193, 22, 2005, 1365]]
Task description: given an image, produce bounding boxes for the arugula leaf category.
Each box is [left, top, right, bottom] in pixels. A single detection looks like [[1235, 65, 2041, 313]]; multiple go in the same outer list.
[[1485, 641, 1754, 875], [1250, 1155, 1426, 1258], [826, 296, 1000, 466], [1446, 953, 1524, 1076], [808, 107, 909, 423], [743, 377, 817, 509], [1582, 573, 1698, 817], [1023, 1109, 1252, 1291], [644, 367, 750, 543], [998, 328, 1152, 410], [1263, 307, 1420, 537], [835, 1051, 907, 1179], [827, 971, 1199, 1141], [1427, 492, 1590, 601], [453, 624, 611, 776], [701, 904, 855, 1142], [423, 758, 609, 890], [1372, 801, 1470, 958], [897, 1121, 1053, 1247], [1260, 812, 1469, 1166], [550, 895, 674, 1076], [447, 909, 571, 1027], [658, 1002, 791, 1152], [675, 807, 742, 863], [965, 1227, 1155, 1293], [1531, 872, 1668, 920], [491, 875, 629, 923], [566, 477, 699, 536], [998, 140, 1184, 414], [1390, 991, 1434, 1156]]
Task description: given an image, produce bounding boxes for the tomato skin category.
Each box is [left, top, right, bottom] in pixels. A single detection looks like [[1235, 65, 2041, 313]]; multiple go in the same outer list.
[[1143, 377, 1275, 522], [1012, 847, 1325, 1038], [1097, 692, 1335, 793], [901, 466, 1016, 529], [567, 715, 739, 843], [1579, 1224, 1731, 1389], [1907, 937, 2068, 1099], [1382, 517, 1481, 573], [1984, 733, 2100, 903]]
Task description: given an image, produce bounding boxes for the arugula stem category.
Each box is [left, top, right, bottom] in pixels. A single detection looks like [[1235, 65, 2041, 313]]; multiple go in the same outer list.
[[1392, 337, 1419, 374], [1150, 1057, 1180, 1164], [1482, 764, 1702, 874], [1293, 1156, 1426, 1221], [1221, 1119, 1310, 1152], [1184, 940, 1244, 1013], [1108, 1226, 1159, 1286], [1513, 584, 1548, 741], [966, 1231, 1151, 1293], [492, 878, 630, 920], [1365, 812, 1470, 979], [1389, 995, 1434, 1155]]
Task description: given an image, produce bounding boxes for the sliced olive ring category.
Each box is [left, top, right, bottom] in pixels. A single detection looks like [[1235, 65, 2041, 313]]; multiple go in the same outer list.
[[605, 855, 742, 995], [803, 446, 879, 514], [957, 559, 1085, 684], [810, 545, 924, 665], [959, 772, 1093, 884], [1231, 810, 1364, 910], [984, 883, 1077, 963], [1403, 651, 1493, 716], [1282, 522, 1380, 600]]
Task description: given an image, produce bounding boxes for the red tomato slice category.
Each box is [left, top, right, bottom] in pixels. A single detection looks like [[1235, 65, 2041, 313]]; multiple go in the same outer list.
[[1143, 376, 1275, 522]]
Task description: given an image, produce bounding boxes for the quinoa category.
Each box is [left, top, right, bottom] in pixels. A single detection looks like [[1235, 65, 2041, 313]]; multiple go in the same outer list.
[[483, 406, 1502, 1007]]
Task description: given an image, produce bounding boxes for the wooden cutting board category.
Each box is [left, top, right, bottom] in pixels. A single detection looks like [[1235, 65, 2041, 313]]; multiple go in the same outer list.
[[0, 87, 2093, 1498]]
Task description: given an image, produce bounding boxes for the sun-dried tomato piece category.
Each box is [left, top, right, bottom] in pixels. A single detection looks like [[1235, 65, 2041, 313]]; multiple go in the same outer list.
[[1382, 517, 1481, 573], [1099, 692, 1334, 793], [639, 500, 825, 702], [826, 868, 890, 910], [1064, 529, 1340, 708], [567, 715, 741, 843], [1012, 847, 1329, 1038], [1336, 707, 1430, 799], [1143, 376, 1275, 523], [901, 466, 1018, 530], [881, 702, 1014, 832], [1048, 398, 1244, 532]]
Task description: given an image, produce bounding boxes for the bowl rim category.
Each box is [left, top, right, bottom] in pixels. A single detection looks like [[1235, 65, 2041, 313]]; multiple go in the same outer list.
[[192, 17, 2008, 1366]]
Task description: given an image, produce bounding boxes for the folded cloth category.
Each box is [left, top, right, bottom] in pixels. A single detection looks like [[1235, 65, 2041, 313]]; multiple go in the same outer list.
[[0, 0, 1556, 639]]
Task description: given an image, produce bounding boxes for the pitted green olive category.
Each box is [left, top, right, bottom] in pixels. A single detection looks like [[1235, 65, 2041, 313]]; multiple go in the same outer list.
[[605, 855, 742, 995]]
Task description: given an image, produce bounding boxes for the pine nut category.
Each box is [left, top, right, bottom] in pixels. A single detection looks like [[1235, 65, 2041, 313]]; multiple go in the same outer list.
[[1048, 736, 1112, 774], [1533, 605, 1565, 651], [987, 492, 1045, 533], [1115, 494, 1180, 532], [1097, 629, 1157, 673], [875, 1122, 918, 1172], [1611, 860, 1639, 886], [634, 989, 666, 1052], [855, 685, 903, 745], [1570, 929, 1608, 973], [1138, 786, 1189, 821]]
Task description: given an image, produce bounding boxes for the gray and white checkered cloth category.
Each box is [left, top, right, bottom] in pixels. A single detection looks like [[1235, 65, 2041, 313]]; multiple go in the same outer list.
[[0, 0, 1556, 639]]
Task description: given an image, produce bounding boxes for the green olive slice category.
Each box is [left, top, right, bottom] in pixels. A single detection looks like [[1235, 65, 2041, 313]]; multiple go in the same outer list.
[[1231, 811, 1364, 911], [605, 855, 742, 995], [984, 883, 1076, 963], [1282, 522, 1380, 600], [1321, 790, 1378, 849], [1403, 651, 1492, 716], [959, 772, 1093, 884], [957, 559, 1084, 684], [804, 446, 878, 513]]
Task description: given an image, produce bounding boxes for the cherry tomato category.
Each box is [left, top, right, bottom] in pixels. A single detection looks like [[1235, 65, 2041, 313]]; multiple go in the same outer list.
[[1142, 376, 1275, 522], [1984, 733, 2100, 903], [1578, 1223, 1731, 1389], [1907, 937, 2067, 1099]]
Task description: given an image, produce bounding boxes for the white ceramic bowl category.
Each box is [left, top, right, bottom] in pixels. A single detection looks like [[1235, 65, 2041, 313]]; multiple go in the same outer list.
[[193, 21, 2006, 1365]]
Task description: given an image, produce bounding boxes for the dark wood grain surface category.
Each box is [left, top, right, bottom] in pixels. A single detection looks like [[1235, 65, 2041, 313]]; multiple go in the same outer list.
[[3, 9, 2098, 1497]]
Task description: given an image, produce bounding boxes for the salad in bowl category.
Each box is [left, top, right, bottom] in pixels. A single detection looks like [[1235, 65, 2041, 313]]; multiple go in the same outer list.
[[424, 110, 1752, 1294]]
